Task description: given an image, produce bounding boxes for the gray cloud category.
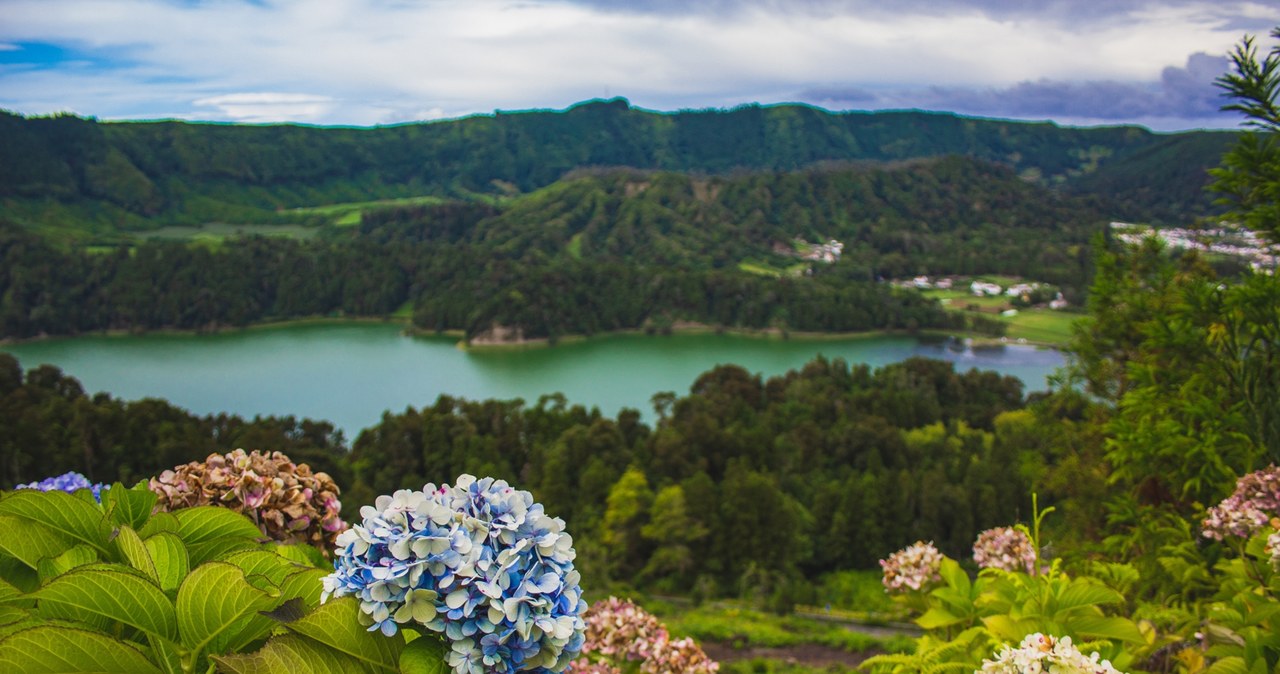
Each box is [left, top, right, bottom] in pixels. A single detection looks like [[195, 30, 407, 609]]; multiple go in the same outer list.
[[799, 52, 1238, 126], [570, 0, 1280, 27]]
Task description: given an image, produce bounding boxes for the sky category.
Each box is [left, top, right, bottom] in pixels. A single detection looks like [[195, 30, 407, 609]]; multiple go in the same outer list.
[[0, 0, 1276, 131]]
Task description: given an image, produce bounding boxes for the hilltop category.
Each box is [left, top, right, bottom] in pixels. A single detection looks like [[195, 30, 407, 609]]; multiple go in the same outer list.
[[0, 99, 1234, 240]]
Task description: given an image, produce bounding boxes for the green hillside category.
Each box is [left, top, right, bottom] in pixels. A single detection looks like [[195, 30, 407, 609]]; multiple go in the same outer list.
[[0, 100, 1233, 240], [368, 156, 1102, 287]]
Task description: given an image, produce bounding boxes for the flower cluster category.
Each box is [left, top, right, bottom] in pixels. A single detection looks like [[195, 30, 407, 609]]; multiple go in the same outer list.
[[880, 541, 943, 592], [973, 526, 1038, 575], [15, 471, 108, 502], [572, 597, 718, 674], [1201, 465, 1280, 540], [979, 633, 1125, 674], [150, 448, 346, 551], [322, 475, 586, 674]]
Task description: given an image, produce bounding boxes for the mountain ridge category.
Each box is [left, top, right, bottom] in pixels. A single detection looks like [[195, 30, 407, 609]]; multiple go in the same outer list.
[[0, 98, 1235, 239]]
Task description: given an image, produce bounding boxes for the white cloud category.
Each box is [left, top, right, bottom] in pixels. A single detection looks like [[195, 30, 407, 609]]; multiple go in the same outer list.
[[192, 92, 336, 124], [0, 0, 1272, 126]]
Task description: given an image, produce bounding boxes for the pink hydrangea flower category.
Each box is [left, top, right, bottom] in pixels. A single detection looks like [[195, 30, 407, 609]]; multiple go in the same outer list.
[[1202, 465, 1280, 540], [880, 540, 943, 592], [973, 526, 1038, 575], [577, 598, 717, 674]]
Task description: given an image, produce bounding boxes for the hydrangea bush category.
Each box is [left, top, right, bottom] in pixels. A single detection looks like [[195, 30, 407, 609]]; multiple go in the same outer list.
[[880, 540, 944, 592], [150, 448, 346, 551], [1201, 464, 1280, 540], [572, 597, 718, 674], [14, 470, 108, 501], [322, 474, 586, 674], [973, 526, 1038, 575], [979, 633, 1126, 674]]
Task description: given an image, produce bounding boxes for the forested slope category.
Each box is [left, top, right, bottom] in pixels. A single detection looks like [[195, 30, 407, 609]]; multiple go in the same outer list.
[[0, 99, 1232, 235], [1, 156, 1097, 340]]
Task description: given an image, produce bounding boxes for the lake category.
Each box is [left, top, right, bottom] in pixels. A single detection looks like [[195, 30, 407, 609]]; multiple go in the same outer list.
[[1, 323, 1066, 439]]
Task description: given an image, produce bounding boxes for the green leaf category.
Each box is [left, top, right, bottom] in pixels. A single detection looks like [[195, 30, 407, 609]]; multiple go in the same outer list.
[[399, 634, 449, 674], [277, 567, 327, 610], [0, 578, 28, 608], [187, 537, 260, 567], [1054, 579, 1124, 612], [115, 526, 160, 584], [1066, 615, 1146, 644], [36, 544, 99, 584], [916, 607, 964, 630], [34, 566, 178, 640], [173, 507, 263, 547], [0, 625, 163, 673], [144, 532, 189, 593], [937, 557, 970, 593], [0, 514, 75, 568], [274, 542, 333, 569], [102, 483, 157, 530], [222, 550, 301, 585], [0, 556, 38, 592], [284, 596, 403, 672], [215, 633, 380, 674], [139, 512, 180, 538], [1204, 656, 1249, 674], [176, 561, 278, 659], [0, 490, 109, 554]]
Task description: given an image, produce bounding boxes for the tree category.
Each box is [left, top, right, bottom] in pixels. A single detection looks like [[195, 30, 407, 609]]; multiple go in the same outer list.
[[1211, 26, 1280, 245]]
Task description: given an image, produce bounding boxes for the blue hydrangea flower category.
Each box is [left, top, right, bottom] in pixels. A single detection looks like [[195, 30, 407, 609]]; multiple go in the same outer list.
[[323, 475, 586, 674], [14, 471, 108, 502]]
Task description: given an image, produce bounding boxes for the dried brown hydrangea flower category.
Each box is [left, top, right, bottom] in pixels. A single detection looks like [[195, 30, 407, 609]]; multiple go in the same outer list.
[[150, 448, 347, 553]]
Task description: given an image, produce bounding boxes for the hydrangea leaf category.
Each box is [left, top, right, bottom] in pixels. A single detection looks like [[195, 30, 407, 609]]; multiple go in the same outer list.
[[399, 633, 449, 674], [139, 512, 181, 538], [214, 633, 380, 674], [0, 490, 109, 555], [283, 596, 403, 672], [221, 549, 301, 585], [278, 567, 327, 610], [186, 537, 259, 567], [1066, 615, 1146, 644], [0, 556, 38, 593], [0, 578, 26, 607], [0, 625, 163, 673], [102, 483, 157, 530], [0, 514, 76, 569], [144, 532, 189, 593], [114, 526, 160, 585], [33, 566, 178, 640], [175, 561, 279, 660], [35, 544, 99, 584], [274, 542, 332, 569], [172, 506, 263, 547]]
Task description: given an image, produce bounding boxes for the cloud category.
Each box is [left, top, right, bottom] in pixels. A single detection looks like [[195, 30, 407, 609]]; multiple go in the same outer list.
[[0, 0, 1272, 127], [192, 92, 336, 124]]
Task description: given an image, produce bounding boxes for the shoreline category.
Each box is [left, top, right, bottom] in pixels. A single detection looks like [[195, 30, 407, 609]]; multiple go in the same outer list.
[[0, 318, 1067, 350]]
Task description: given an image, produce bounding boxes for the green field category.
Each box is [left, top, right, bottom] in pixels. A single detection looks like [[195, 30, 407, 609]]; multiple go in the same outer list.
[[738, 260, 810, 278], [287, 195, 448, 226], [131, 222, 320, 243], [921, 288, 1081, 346]]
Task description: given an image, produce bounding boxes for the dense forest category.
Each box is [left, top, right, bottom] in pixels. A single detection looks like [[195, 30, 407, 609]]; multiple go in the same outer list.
[[0, 348, 1037, 599], [2, 153, 1107, 341], [0, 99, 1233, 238]]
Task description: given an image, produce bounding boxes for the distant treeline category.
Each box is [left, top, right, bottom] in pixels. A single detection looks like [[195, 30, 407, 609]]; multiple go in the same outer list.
[[0, 99, 1233, 236], [0, 221, 975, 341], [2, 350, 1069, 601]]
